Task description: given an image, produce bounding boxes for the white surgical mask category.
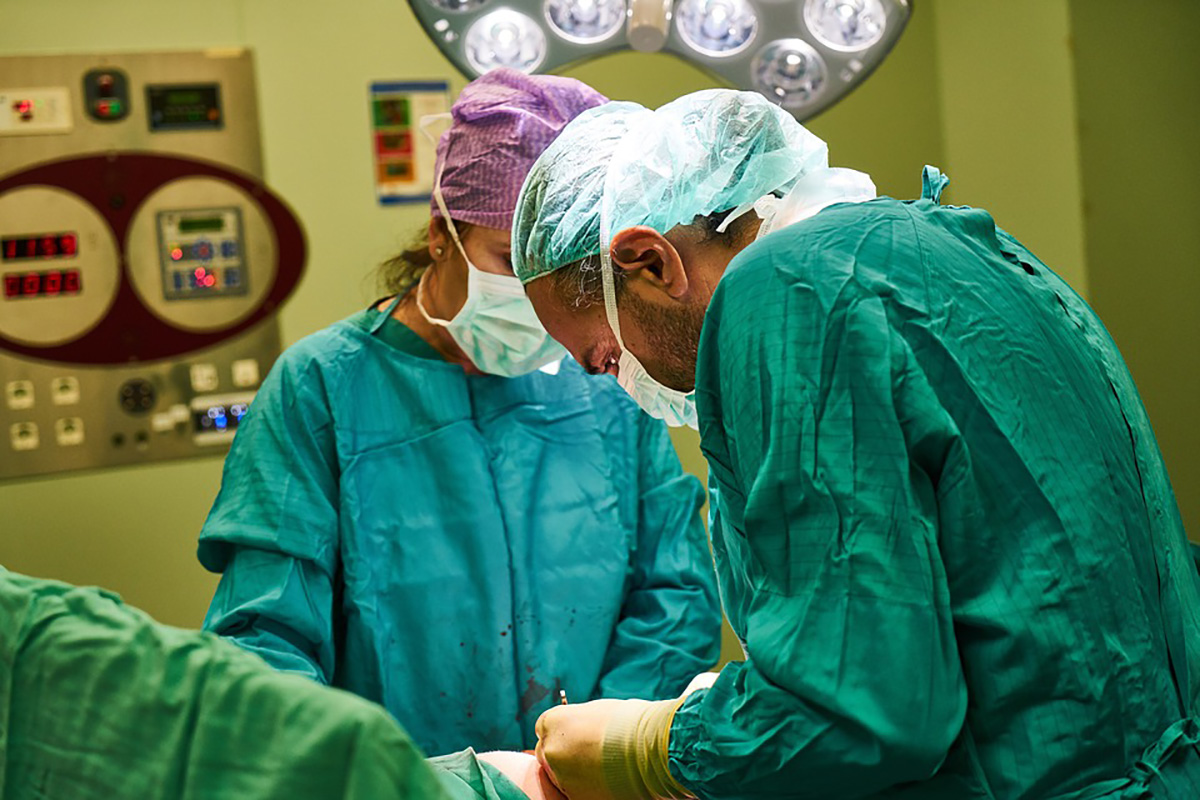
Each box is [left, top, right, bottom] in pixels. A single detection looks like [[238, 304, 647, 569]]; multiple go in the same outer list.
[[598, 235, 698, 430], [416, 114, 565, 377]]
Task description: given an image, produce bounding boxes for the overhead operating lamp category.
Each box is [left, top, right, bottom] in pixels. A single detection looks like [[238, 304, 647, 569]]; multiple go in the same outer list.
[[406, 0, 912, 119]]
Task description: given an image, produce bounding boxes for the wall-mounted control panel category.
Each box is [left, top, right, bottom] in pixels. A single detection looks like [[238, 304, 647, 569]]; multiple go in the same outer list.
[[0, 50, 305, 481]]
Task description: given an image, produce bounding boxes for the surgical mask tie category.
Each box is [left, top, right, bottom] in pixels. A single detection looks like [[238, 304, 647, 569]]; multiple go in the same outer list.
[[714, 168, 877, 244], [412, 113, 565, 377], [715, 194, 782, 241]]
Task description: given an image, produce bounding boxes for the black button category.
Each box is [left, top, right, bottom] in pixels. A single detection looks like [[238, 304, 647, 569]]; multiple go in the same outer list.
[[118, 379, 156, 415]]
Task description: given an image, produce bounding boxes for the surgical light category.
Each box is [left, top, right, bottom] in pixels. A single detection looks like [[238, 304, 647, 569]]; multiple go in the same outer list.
[[676, 0, 758, 57], [407, 0, 913, 120], [465, 9, 548, 73], [804, 0, 886, 52], [546, 0, 626, 44], [429, 0, 490, 10], [753, 39, 827, 111]]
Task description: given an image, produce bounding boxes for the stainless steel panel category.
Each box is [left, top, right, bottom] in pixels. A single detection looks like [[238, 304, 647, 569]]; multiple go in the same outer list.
[[0, 49, 286, 481], [0, 322, 280, 480], [0, 49, 261, 175]]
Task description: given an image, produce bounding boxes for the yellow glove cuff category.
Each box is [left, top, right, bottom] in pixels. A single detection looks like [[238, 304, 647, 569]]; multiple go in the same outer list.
[[600, 698, 692, 800]]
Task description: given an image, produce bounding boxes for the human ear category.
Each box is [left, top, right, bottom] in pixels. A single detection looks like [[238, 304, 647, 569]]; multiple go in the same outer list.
[[610, 226, 689, 299], [428, 218, 449, 262]]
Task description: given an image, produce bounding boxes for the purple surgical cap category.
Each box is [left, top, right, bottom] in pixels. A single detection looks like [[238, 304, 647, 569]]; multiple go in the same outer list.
[[430, 69, 607, 231]]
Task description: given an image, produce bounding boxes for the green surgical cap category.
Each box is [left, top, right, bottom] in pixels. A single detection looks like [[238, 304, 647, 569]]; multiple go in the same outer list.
[[512, 89, 831, 284]]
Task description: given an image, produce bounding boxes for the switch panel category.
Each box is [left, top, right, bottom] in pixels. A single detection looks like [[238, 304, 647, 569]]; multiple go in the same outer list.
[[83, 68, 131, 122], [0, 86, 72, 135]]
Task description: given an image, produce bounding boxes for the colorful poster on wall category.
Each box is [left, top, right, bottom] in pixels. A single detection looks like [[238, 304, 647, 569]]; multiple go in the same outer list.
[[369, 80, 449, 206]]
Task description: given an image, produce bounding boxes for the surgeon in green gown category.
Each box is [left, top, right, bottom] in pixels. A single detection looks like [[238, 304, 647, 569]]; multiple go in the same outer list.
[[510, 90, 1200, 799]]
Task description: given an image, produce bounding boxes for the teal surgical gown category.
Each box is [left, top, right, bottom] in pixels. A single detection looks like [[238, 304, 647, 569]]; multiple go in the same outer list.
[[671, 170, 1200, 799], [198, 302, 721, 756]]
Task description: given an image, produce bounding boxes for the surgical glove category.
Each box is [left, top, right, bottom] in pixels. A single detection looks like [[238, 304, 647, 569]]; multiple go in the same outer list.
[[535, 698, 692, 800]]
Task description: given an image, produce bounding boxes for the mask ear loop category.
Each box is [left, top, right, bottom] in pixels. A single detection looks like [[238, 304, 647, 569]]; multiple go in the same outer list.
[[597, 120, 635, 356], [414, 266, 451, 328], [415, 112, 463, 328], [419, 112, 471, 264], [598, 192, 627, 353]]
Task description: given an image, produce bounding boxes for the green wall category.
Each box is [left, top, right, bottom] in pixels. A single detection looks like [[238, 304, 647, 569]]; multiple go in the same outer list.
[[1069, 0, 1200, 538], [932, 0, 1087, 293]]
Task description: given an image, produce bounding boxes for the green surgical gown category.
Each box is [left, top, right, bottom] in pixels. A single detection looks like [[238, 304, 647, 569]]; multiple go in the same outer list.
[[671, 171, 1200, 799], [0, 569, 468, 800], [198, 303, 720, 756]]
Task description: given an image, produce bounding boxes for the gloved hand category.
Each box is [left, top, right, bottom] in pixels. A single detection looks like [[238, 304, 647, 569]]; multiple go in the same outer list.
[[534, 698, 693, 800]]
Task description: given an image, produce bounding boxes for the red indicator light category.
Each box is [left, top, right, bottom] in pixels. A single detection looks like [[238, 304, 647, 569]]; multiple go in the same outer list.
[[14, 99, 32, 114], [2, 233, 80, 262], [192, 267, 217, 289], [3, 269, 84, 298]]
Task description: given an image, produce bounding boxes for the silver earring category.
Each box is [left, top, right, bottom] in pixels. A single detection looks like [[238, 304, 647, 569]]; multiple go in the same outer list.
[[435, 246, 445, 257]]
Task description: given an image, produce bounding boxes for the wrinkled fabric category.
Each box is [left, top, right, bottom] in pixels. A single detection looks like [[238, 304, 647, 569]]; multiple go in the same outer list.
[[670, 173, 1200, 799], [0, 568, 450, 800], [513, 89, 874, 283], [432, 68, 606, 230], [429, 749, 527, 800], [198, 305, 721, 757]]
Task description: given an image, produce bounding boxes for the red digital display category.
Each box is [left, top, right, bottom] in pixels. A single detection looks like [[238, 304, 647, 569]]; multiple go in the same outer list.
[[3, 269, 82, 299], [2, 233, 78, 262]]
